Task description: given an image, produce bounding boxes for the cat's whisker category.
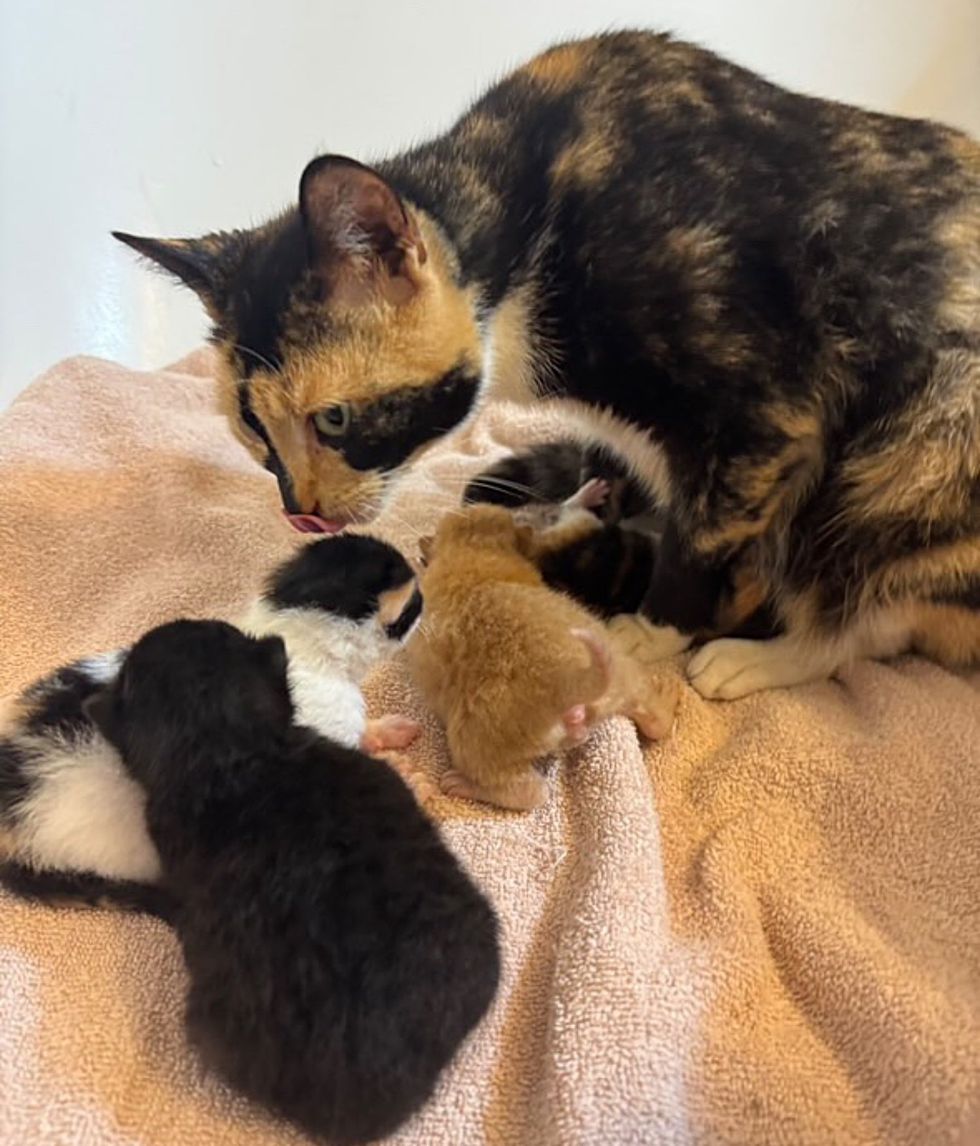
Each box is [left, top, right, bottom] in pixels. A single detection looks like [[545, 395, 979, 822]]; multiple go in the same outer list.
[[231, 343, 283, 378]]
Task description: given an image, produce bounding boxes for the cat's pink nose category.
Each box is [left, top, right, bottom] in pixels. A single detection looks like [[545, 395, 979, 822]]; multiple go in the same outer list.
[[283, 511, 345, 534]]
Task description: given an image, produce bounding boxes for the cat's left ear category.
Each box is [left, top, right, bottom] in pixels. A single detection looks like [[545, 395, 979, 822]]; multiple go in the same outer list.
[[112, 231, 239, 319], [299, 155, 428, 306]]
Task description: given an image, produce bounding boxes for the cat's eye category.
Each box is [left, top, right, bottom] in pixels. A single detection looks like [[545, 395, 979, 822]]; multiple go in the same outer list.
[[312, 404, 352, 439]]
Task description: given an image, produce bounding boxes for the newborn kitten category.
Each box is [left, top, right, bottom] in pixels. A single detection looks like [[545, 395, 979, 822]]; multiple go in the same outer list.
[[85, 619, 500, 1146], [469, 444, 781, 638], [0, 535, 422, 915], [408, 504, 679, 811]]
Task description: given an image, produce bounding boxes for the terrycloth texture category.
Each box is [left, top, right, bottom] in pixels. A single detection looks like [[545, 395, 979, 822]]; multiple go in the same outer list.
[[1, 352, 978, 1146]]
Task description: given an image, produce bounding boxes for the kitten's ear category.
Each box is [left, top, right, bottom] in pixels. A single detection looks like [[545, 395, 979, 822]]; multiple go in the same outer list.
[[299, 155, 427, 305], [257, 635, 289, 681], [112, 231, 237, 317], [82, 690, 118, 741]]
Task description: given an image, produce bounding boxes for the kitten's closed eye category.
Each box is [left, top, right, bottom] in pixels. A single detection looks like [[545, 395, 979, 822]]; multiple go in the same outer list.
[[312, 405, 352, 440]]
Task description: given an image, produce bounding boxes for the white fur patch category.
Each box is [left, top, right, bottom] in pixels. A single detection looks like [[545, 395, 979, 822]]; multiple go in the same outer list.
[[16, 735, 160, 881], [240, 600, 397, 747], [75, 650, 124, 684]]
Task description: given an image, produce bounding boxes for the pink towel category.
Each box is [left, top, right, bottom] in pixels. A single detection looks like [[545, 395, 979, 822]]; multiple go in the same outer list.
[[1, 351, 978, 1145]]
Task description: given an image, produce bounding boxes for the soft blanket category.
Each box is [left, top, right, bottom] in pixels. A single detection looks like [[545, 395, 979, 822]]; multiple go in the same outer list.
[[1, 352, 978, 1145]]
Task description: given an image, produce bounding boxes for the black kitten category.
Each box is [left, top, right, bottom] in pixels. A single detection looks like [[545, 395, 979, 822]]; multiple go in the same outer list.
[[86, 619, 499, 1145]]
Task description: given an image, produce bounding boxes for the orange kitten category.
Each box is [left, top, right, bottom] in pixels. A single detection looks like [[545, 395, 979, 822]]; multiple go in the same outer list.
[[407, 504, 678, 811]]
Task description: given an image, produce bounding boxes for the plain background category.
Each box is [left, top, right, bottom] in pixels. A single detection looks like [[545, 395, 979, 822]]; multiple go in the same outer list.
[[1, 0, 978, 407]]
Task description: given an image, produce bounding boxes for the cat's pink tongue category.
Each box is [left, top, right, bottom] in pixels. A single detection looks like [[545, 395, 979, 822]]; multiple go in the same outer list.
[[284, 512, 345, 535]]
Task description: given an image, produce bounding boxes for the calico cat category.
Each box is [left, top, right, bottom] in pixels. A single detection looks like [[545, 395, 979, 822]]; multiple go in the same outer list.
[[0, 535, 423, 915], [115, 30, 980, 698], [85, 619, 500, 1145]]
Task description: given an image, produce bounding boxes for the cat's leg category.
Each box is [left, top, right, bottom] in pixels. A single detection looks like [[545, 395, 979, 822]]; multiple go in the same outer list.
[[686, 635, 842, 699], [687, 602, 924, 700]]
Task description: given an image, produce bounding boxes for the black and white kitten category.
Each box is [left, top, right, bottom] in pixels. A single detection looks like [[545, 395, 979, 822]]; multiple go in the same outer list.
[[0, 535, 422, 915], [86, 618, 499, 1146]]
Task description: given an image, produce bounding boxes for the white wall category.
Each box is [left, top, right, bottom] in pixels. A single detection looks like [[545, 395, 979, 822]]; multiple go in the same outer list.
[[1, 0, 978, 406]]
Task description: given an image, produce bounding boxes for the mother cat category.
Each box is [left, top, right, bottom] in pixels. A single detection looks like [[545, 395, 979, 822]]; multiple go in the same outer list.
[[117, 30, 980, 698]]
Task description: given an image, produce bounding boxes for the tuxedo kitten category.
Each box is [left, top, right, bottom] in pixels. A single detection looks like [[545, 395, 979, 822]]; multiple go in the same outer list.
[[86, 619, 499, 1146], [0, 535, 422, 915]]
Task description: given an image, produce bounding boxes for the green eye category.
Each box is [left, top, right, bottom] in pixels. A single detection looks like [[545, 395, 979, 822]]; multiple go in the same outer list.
[[312, 404, 352, 439]]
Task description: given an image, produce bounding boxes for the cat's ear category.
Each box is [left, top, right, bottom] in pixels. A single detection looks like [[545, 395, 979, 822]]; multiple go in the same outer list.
[[83, 689, 119, 741], [298, 155, 427, 306], [256, 634, 289, 681], [112, 231, 237, 317]]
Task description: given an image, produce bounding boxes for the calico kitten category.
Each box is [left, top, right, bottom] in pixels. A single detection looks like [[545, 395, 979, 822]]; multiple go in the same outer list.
[[85, 619, 499, 1146], [116, 30, 980, 698], [466, 441, 781, 639], [0, 535, 422, 914]]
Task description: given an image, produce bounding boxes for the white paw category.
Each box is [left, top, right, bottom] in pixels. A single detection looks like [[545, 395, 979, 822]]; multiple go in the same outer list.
[[687, 638, 812, 700]]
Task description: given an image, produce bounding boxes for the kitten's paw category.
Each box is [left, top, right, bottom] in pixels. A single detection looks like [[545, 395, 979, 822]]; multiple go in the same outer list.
[[440, 768, 548, 811], [361, 714, 422, 753], [608, 615, 692, 666], [568, 477, 610, 511], [629, 677, 681, 740], [687, 638, 826, 699]]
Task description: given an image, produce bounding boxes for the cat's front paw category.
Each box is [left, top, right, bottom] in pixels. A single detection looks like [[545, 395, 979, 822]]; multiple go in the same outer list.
[[687, 638, 825, 699]]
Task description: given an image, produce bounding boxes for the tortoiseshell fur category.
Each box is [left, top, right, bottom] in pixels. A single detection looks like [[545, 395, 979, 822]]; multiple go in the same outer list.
[[117, 31, 980, 697]]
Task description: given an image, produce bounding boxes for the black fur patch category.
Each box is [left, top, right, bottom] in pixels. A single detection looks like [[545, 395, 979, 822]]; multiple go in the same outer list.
[[0, 740, 37, 824], [266, 534, 415, 621], [94, 620, 500, 1145], [540, 524, 656, 618], [320, 367, 479, 473], [463, 440, 585, 507], [385, 585, 423, 640], [464, 440, 656, 525], [237, 383, 301, 514], [22, 667, 103, 743], [225, 214, 310, 379], [0, 862, 176, 923]]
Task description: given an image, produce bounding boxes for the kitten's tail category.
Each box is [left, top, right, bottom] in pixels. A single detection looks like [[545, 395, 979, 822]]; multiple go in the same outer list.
[[0, 862, 177, 923], [569, 627, 613, 702]]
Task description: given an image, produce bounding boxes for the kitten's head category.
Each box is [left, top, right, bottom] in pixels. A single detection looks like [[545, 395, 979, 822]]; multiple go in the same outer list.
[[264, 534, 422, 656], [115, 157, 483, 533], [85, 620, 293, 789], [423, 504, 535, 567]]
